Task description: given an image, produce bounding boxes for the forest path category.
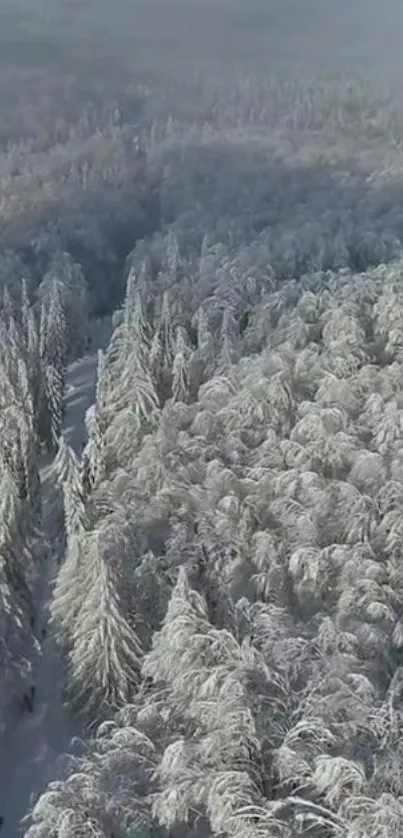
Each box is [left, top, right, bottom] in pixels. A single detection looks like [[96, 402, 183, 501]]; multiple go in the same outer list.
[[0, 349, 99, 838]]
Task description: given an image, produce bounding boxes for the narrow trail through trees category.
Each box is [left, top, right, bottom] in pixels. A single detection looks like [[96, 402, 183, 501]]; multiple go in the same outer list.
[[0, 350, 99, 838]]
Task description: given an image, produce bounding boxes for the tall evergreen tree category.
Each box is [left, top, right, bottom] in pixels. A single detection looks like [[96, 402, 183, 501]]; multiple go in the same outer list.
[[38, 280, 67, 452]]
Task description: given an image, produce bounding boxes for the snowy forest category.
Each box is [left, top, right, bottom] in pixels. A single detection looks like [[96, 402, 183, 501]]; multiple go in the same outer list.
[[3, 0, 403, 836]]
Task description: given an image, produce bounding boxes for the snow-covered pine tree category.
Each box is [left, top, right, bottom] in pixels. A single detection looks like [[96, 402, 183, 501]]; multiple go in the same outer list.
[[55, 435, 87, 541], [172, 325, 190, 403], [37, 251, 88, 359], [38, 280, 67, 452], [23, 703, 158, 838], [81, 350, 108, 494], [65, 526, 144, 719], [143, 567, 275, 838]]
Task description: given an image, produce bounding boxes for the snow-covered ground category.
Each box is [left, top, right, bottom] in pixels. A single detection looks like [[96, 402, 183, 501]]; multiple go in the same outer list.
[[0, 349, 100, 838]]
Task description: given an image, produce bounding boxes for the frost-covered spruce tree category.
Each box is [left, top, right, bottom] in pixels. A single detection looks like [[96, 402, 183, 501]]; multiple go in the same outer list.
[[52, 486, 144, 720], [108, 273, 150, 372], [36, 250, 88, 359], [50, 437, 89, 649], [0, 315, 41, 526], [0, 366, 39, 725], [65, 527, 143, 719], [44, 364, 64, 452], [158, 291, 175, 366], [50, 533, 88, 653], [149, 291, 176, 401], [39, 280, 66, 371], [20, 278, 42, 431], [82, 350, 108, 494], [103, 290, 160, 468], [0, 329, 39, 506], [38, 279, 67, 452], [23, 704, 158, 838], [106, 284, 153, 404], [216, 306, 239, 374], [0, 467, 36, 621], [188, 304, 215, 395], [55, 435, 87, 541], [2, 284, 16, 325], [172, 325, 190, 403], [143, 567, 284, 838]]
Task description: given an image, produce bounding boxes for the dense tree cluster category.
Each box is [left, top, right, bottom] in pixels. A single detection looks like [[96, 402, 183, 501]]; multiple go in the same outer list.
[[3, 2, 403, 836], [0, 289, 40, 732], [0, 255, 92, 733], [20, 223, 403, 836]]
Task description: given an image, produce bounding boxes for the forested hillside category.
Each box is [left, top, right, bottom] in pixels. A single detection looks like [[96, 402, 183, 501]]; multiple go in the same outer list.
[[2, 1, 403, 836]]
